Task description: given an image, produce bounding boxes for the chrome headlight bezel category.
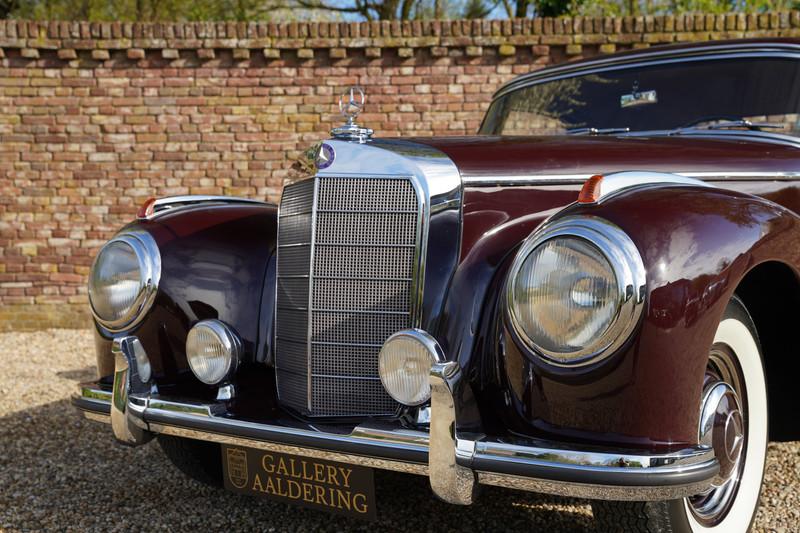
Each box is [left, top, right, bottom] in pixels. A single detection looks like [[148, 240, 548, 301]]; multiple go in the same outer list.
[[88, 231, 161, 332], [505, 216, 646, 367]]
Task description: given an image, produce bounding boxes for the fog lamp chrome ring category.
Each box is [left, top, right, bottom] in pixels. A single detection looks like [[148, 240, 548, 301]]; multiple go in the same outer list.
[[378, 329, 445, 406], [186, 319, 242, 385]]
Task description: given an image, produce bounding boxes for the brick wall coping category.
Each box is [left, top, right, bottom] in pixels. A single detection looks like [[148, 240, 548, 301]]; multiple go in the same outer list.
[[1, 13, 800, 58]]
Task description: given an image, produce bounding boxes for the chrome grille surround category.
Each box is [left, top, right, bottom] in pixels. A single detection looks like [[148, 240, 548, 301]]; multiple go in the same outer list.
[[276, 174, 425, 417]]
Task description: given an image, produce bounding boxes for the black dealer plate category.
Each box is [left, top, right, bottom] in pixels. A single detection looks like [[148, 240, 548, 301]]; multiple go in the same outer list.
[[221, 445, 376, 520]]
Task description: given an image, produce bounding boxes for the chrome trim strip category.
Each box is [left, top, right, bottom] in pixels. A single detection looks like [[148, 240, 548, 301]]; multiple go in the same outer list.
[[666, 128, 800, 147], [306, 177, 320, 412], [89, 231, 161, 333], [587, 171, 715, 204], [314, 275, 413, 281], [155, 425, 429, 476], [315, 243, 417, 248], [310, 340, 384, 348], [153, 195, 267, 207], [317, 208, 419, 214], [461, 171, 800, 187], [600, 128, 800, 148], [476, 472, 715, 502], [686, 171, 800, 179], [142, 195, 269, 220], [73, 378, 718, 501], [312, 373, 384, 381], [474, 439, 713, 470], [461, 174, 592, 185], [313, 308, 411, 316]]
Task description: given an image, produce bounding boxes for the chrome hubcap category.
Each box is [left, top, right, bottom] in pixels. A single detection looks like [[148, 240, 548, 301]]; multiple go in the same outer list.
[[699, 381, 744, 479], [689, 348, 747, 526]]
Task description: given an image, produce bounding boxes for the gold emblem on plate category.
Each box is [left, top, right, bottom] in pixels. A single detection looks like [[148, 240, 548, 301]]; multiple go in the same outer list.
[[226, 448, 248, 489]]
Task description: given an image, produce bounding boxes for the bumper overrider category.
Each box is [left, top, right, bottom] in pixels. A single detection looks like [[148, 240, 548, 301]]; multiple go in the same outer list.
[[72, 337, 720, 504]]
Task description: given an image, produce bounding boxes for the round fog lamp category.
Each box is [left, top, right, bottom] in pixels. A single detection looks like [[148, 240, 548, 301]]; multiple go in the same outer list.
[[378, 329, 444, 406], [186, 320, 241, 385]]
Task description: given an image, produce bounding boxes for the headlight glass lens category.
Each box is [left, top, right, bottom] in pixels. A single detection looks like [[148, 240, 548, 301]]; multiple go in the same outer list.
[[379, 332, 440, 406], [511, 237, 620, 359], [186, 321, 238, 385], [88, 241, 145, 324]]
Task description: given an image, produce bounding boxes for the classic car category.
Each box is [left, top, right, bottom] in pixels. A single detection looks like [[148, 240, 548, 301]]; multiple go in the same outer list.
[[72, 39, 800, 532]]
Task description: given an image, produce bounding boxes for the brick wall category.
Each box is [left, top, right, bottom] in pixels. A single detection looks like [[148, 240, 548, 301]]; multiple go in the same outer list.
[[2, 13, 799, 330]]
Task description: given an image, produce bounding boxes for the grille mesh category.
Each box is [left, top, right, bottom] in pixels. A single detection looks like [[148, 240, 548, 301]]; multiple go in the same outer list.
[[275, 176, 420, 417]]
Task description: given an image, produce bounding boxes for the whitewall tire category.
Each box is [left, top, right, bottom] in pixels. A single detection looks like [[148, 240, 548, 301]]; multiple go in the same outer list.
[[592, 296, 768, 532]]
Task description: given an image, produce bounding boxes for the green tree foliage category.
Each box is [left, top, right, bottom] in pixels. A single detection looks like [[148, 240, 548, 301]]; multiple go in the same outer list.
[[9, 0, 327, 20], [1, 0, 18, 18], [451, 0, 575, 17], [575, 0, 800, 16]]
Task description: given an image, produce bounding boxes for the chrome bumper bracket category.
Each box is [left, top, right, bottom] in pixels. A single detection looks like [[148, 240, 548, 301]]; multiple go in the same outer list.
[[429, 361, 477, 505], [110, 337, 153, 446]]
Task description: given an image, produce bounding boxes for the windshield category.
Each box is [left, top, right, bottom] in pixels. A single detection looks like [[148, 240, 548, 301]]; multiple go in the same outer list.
[[480, 57, 800, 137]]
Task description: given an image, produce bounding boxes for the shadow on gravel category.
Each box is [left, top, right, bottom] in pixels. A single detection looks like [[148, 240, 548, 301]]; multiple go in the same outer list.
[[55, 367, 96, 381], [0, 400, 594, 532]]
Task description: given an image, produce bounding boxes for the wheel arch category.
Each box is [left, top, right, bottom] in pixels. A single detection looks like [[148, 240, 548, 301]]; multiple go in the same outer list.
[[734, 260, 800, 441]]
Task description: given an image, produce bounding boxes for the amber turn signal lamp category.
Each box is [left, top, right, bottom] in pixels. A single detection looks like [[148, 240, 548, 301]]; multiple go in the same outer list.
[[137, 197, 157, 219], [578, 175, 604, 204]]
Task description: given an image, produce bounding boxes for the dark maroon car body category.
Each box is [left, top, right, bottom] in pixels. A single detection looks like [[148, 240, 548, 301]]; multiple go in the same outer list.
[[75, 39, 800, 526], [95, 130, 800, 451]]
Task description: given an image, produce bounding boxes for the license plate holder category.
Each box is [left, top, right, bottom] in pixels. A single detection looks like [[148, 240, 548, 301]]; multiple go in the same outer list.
[[221, 444, 376, 520]]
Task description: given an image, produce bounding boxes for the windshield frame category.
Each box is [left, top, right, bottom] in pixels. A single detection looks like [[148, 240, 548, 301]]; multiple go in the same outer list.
[[480, 41, 800, 141]]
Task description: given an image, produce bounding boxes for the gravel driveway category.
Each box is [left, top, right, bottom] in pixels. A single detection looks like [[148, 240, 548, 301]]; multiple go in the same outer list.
[[1, 329, 797, 532]]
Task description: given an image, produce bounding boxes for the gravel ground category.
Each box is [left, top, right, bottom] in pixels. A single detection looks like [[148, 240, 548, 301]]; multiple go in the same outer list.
[[0, 329, 797, 532]]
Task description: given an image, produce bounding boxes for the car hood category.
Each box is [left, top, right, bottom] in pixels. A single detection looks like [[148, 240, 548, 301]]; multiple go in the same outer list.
[[401, 134, 800, 183]]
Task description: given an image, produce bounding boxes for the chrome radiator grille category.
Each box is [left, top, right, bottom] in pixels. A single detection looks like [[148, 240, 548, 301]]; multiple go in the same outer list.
[[275, 176, 421, 417]]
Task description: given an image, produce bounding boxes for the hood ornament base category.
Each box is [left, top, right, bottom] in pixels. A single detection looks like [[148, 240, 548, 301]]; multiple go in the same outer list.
[[331, 86, 373, 143]]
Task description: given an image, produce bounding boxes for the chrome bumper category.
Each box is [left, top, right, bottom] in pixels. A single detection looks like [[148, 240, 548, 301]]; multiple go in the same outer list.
[[72, 338, 719, 503]]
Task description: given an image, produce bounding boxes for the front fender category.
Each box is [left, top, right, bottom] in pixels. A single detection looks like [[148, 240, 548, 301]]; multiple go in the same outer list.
[[500, 184, 800, 450], [94, 203, 278, 400]]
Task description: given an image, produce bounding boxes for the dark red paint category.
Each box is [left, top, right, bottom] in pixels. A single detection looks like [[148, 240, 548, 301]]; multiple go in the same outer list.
[[92, 131, 800, 452], [445, 180, 800, 451], [406, 129, 800, 450], [415, 135, 800, 181], [97, 203, 278, 403]]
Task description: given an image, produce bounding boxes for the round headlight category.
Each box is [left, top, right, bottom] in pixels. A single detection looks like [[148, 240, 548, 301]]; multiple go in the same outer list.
[[88, 232, 160, 331], [186, 320, 241, 385], [507, 217, 645, 366], [379, 329, 444, 406]]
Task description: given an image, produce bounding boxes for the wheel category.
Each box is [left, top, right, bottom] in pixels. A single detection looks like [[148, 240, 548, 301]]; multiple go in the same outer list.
[[157, 434, 224, 487], [592, 296, 768, 532]]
